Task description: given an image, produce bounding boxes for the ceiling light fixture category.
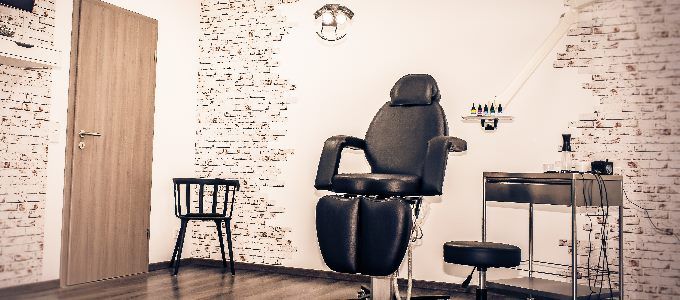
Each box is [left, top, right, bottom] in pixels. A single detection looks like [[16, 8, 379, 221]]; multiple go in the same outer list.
[[314, 4, 354, 42]]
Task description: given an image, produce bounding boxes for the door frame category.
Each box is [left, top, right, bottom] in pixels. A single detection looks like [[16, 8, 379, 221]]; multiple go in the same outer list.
[[60, 0, 157, 287]]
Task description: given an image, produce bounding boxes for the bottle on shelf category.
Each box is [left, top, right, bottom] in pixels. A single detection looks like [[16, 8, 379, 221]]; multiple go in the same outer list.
[[498, 103, 503, 114], [477, 104, 482, 116], [483, 104, 489, 116], [490, 103, 496, 115], [470, 103, 477, 115]]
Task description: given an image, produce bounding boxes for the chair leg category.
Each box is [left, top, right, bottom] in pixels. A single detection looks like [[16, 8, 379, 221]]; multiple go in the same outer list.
[[173, 219, 188, 276], [225, 220, 235, 275], [215, 220, 228, 271], [169, 221, 183, 268]]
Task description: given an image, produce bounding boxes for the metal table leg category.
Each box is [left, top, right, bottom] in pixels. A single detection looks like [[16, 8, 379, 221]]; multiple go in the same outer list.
[[482, 178, 487, 243], [619, 202, 624, 299], [482, 178, 487, 288], [529, 202, 534, 279], [571, 186, 578, 300]]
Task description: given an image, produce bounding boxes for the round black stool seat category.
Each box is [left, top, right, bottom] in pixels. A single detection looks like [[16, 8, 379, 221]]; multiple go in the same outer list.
[[444, 241, 521, 269]]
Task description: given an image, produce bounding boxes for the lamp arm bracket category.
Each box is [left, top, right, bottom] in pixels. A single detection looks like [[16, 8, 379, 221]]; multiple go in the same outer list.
[[499, 0, 597, 109]]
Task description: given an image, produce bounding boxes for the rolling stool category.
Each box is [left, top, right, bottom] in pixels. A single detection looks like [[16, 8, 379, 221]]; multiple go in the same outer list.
[[444, 241, 521, 300]]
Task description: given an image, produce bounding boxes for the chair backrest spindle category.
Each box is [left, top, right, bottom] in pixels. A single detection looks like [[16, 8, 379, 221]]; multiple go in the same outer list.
[[212, 184, 219, 214], [172, 178, 240, 218], [174, 183, 181, 216], [198, 183, 205, 213], [185, 183, 191, 214], [228, 188, 236, 217]]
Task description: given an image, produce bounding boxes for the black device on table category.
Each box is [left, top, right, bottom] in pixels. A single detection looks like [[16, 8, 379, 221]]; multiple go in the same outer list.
[[591, 160, 614, 175]]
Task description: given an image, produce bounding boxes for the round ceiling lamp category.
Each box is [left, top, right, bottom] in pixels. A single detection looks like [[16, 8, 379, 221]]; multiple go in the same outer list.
[[313, 4, 354, 41]]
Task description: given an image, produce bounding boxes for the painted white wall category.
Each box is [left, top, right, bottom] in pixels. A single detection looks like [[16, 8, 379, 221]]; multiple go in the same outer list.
[[274, 0, 597, 284], [40, 0, 597, 287], [43, 0, 200, 281]]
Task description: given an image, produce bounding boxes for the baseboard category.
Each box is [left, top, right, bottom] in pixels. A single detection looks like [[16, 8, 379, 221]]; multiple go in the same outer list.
[[0, 279, 60, 297], [0, 260, 473, 297], [148, 260, 173, 272], [191, 258, 371, 284], [187, 258, 470, 294]]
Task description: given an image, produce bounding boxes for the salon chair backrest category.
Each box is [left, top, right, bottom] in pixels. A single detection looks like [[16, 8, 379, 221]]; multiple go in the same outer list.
[[364, 74, 448, 177]]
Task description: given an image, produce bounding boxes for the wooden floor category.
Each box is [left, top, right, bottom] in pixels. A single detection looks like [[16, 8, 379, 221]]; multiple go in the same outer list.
[[2, 265, 514, 299]]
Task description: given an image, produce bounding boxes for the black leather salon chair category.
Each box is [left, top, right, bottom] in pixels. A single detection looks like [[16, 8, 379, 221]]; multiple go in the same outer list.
[[444, 241, 521, 300], [314, 74, 467, 299]]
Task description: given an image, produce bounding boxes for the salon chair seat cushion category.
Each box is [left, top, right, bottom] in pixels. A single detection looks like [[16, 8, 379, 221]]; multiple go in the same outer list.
[[331, 173, 420, 196], [443, 241, 521, 269]]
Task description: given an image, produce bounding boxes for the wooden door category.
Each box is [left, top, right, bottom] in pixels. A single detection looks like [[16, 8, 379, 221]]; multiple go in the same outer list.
[[62, 0, 157, 286]]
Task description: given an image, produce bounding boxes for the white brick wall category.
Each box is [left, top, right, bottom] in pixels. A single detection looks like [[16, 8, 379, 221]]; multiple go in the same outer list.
[[194, 0, 679, 297], [556, 0, 680, 298], [192, 0, 298, 265], [0, 0, 54, 288]]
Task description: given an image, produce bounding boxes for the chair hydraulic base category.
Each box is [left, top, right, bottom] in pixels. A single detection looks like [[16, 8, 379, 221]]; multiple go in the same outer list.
[[355, 277, 450, 300]]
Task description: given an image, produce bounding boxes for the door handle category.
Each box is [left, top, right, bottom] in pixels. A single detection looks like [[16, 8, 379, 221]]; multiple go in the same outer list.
[[79, 130, 102, 138]]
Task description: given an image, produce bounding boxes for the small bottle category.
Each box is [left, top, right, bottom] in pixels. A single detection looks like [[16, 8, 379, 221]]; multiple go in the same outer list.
[[560, 134, 573, 172], [498, 104, 503, 114], [470, 103, 477, 115], [483, 104, 489, 116], [477, 104, 483, 116], [490, 103, 496, 115]]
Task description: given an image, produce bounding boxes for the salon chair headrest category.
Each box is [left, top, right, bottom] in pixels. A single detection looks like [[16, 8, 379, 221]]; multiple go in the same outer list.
[[389, 74, 441, 106]]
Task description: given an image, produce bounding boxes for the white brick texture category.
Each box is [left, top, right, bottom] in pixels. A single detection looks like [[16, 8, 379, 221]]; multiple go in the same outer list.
[[192, 0, 298, 265], [0, 0, 54, 288], [556, 0, 680, 298]]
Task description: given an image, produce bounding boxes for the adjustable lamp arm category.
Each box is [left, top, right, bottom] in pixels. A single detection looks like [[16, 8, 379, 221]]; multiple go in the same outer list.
[[500, 0, 596, 109]]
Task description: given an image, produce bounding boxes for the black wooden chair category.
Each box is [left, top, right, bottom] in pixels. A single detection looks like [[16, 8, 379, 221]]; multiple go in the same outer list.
[[170, 178, 240, 275]]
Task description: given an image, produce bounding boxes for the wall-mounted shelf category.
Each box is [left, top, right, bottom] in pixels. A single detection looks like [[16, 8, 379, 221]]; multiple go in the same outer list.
[[461, 115, 514, 131], [0, 35, 59, 69]]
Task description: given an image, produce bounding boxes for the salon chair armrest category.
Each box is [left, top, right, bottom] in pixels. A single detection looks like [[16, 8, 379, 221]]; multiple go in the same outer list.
[[421, 136, 467, 195], [314, 135, 367, 190]]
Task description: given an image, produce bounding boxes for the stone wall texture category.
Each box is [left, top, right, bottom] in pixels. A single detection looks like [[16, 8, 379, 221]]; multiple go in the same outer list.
[[192, 0, 298, 265], [0, 0, 54, 288], [555, 0, 680, 298]]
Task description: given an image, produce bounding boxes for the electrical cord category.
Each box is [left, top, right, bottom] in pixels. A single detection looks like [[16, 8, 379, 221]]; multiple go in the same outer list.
[[594, 174, 613, 299], [581, 174, 596, 299], [392, 199, 426, 300], [580, 173, 614, 299], [623, 189, 680, 243]]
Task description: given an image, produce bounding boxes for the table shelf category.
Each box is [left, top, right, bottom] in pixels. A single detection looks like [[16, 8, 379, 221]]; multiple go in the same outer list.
[[489, 277, 619, 300]]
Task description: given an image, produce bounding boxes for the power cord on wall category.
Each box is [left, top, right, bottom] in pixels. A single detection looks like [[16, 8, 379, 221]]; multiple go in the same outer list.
[[623, 189, 680, 243]]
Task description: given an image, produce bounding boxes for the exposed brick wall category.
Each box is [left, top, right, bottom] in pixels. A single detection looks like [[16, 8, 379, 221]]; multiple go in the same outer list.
[[192, 0, 297, 265], [555, 0, 680, 298], [0, 0, 54, 48], [0, 1, 54, 288]]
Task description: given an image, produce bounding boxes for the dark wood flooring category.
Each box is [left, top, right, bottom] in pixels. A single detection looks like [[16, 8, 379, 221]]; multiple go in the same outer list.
[[1, 265, 518, 300]]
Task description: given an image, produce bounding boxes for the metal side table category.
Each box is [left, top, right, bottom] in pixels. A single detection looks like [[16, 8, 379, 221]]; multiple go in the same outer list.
[[482, 172, 623, 300]]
